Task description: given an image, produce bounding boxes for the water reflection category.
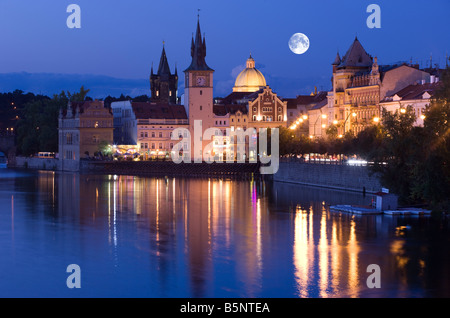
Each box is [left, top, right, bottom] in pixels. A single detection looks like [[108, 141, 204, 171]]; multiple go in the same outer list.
[[1, 169, 449, 297]]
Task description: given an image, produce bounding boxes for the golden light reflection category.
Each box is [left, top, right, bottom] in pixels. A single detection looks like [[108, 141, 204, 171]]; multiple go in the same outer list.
[[347, 218, 360, 297], [293, 207, 309, 297], [319, 209, 328, 297]]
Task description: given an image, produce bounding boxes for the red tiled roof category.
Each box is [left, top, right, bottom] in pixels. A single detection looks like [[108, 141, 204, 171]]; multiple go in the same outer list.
[[385, 81, 442, 101], [132, 102, 187, 120], [213, 104, 248, 116], [285, 91, 327, 108]]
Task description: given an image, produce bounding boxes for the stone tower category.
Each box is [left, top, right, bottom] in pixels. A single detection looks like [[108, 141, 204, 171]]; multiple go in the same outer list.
[[150, 44, 178, 104], [184, 17, 214, 161]]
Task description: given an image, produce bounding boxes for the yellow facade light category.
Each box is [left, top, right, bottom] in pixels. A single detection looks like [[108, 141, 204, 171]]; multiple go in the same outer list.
[[321, 114, 327, 119], [333, 120, 338, 125], [373, 117, 380, 123]]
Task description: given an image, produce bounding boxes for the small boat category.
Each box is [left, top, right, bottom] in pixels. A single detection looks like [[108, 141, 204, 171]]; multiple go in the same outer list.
[[330, 205, 383, 215]]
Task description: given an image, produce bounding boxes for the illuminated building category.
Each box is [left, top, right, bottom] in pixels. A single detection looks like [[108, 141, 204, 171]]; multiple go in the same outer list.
[[327, 37, 435, 136], [58, 100, 114, 171], [232, 55, 267, 93], [380, 80, 441, 126]]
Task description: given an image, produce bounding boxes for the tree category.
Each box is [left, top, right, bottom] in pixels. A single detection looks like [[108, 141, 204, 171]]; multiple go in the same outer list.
[[366, 106, 418, 204], [15, 87, 89, 156], [410, 69, 450, 209]]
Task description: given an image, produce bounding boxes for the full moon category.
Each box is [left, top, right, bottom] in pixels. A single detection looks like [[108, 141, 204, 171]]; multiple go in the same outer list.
[[289, 33, 310, 54]]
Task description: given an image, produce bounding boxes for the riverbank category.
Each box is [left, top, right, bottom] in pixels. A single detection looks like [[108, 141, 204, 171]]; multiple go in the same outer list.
[[272, 161, 382, 194], [11, 156, 383, 192]]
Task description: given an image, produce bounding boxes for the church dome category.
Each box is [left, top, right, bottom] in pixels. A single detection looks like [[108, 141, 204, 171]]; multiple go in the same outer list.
[[233, 55, 267, 92]]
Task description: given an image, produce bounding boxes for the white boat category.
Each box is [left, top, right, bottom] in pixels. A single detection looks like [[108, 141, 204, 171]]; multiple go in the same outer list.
[[330, 205, 383, 215]]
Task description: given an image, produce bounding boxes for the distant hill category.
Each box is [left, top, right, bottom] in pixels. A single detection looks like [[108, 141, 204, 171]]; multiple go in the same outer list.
[[0, 72, 150, 99], [0, 72, 330, 100]]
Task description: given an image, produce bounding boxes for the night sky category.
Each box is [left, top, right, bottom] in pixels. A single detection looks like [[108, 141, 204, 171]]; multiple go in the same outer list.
[[0, 0, 449, 98]]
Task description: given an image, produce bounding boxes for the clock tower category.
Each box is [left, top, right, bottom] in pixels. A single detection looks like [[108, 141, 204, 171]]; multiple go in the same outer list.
[[184, 18, 214, 161]]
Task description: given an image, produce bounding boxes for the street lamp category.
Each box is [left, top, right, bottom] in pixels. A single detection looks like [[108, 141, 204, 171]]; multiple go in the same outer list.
[[343, 111, 357, 134], [373, 116, 380, 123], [313, 112, 327, 137]]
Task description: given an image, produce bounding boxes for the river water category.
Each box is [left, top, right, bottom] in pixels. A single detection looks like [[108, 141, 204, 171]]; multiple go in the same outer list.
[[0, 169, 449, 298]]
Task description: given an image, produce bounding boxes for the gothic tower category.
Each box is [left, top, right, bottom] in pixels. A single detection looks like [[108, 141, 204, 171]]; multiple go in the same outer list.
[[184, 17, 214, 161], [150, 44, 178, 104]]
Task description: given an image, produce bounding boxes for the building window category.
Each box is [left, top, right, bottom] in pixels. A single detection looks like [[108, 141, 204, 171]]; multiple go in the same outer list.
[[152, 143, 155, 149], [200, 90, 202, 95], [140, 132, 144, 138], [200, 105, 203, 111], [159, 143, 162, 149], [159, 132, 163, 138]]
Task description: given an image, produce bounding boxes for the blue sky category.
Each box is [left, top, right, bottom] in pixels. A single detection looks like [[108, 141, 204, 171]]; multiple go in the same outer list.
[[0, 0, 449, 98]]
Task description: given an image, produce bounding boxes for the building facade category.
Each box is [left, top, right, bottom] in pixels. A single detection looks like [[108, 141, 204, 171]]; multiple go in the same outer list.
[[58, 100, 114, 170], [380, 79, 441, 127], [324, 37, 433, 137]]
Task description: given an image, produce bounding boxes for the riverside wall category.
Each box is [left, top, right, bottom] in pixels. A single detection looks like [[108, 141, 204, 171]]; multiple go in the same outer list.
[[272, 161, 382, 193], [11, 157, 383, 193]]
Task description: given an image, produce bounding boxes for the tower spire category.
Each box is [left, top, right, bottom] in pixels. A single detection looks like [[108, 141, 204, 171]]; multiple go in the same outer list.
[[157, 43, 171, 75], [184, 16, 213, 71]]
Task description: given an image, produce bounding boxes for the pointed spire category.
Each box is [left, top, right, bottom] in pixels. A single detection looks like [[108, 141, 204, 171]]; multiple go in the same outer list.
[[151, 61, 154, 75], [185, 16, 213, 71], [175, 62, 178, 75], [191, 34, 195, 58], [339, 37, 372, 67], [157, 44, 171, 75], [332, 51, 341, 65]]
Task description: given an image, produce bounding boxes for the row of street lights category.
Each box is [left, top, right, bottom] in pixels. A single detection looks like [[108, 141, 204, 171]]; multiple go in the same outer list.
[[289, 106, 424, 139]]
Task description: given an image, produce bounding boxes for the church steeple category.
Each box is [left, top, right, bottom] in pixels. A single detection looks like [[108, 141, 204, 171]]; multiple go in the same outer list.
[[157, 43, 171, 76], [150, 43, 178, 104], [185, 17, 213, 71]]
